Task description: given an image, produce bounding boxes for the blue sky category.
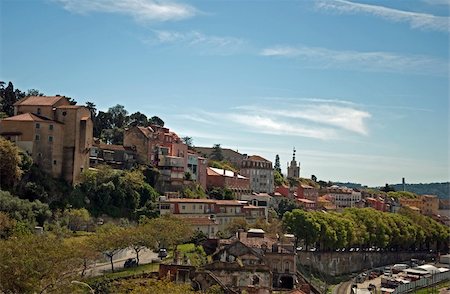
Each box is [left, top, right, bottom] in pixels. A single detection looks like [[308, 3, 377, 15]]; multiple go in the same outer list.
[[1, 0, 448, 186]]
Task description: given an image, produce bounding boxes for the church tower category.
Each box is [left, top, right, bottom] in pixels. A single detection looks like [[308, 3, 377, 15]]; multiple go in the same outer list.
[[287, 147, 300, 178]]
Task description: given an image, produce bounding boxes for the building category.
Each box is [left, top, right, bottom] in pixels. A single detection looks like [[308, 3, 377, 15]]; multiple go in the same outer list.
[[90, 140, 136, 169], [297, 198, 316, 210], [287, 148, 300, 178], [206, 167, 251, 196], [124, 125, 208, 191], [399, 194, 439, 216], [158, 198, 264, 232], [364, 197, 387, 212], [0, 95, 93, 184], [240, 155, 274, 194], [239, 193, 276, 219], [326, 185, 362, 209], [296, 184, 318, 201]]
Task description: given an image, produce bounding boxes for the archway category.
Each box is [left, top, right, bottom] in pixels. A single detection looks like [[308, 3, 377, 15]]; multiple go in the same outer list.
[[279, 275, 294, 289]]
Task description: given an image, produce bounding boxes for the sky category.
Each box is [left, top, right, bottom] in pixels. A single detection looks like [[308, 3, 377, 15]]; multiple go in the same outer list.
[[1, 0, 449, 186]]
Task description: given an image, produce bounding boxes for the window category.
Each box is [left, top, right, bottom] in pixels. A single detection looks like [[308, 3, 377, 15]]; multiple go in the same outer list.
[[53, 160, 57, 165], [35, 134, 40, 141], [193, 204, 196, 209], [37, 108, 41, 115], [62, 111, 67, 116], [35, 123, 40, 129], [49, 124, 53, 130], [199, 205, 203, 210], [181, 205, 186, 210], [48, 136, 53, 142]]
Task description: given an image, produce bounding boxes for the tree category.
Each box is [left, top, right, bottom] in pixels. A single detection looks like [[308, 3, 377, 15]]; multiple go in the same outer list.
[[276, 198, 300, 218], [182, 136, 194, 148], [90, 224, 127, 272], [26, 89, 44, 96], [380, 183, 395, 193], [274, 170, 286, 187], [106, 278, 197, 294], [123, 224, 156, 266], [64, 208, 91, 231], [0, 234, 84, 293], [274, 154, 281, 174], [128, 111, 148, 127], [145, 215, 192, 252], [0, 82, 17, 116], [210, 144, 224, 161], [0, 212, 16, 239], [149, 115, 164, 127], [0, 137, 23, 190], [225, 218, 249, 236], [94, 111, 112, 138], [85, 101, 97, 121], [283, 209, 320, 248]]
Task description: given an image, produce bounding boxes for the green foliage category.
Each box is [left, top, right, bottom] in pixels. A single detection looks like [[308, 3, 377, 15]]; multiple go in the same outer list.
[[209, 160, 238, 172], [0, 234, 84, 293], [0, 212, 16, 239], [0, 190, 51, 227], [182, 184, 207, 199], [390, 182, 449, 199], [210, 144, 224, 161], [0, 137, 24, 190], [72, 166, 158, 219], [276, 198, 301, 218], [274, 154, 281, 174], [274, 170, 287, 186], [208, 186, 234, 200], [387, 191, 418, 200], [282, 207, 450, 251], [225, 218, 249, 236]]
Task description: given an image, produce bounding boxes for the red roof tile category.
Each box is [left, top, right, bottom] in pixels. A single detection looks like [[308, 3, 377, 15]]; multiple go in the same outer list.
[[2, 113, 62, 124], [14, 96, 68, 106], [246, 155, 270, 162]]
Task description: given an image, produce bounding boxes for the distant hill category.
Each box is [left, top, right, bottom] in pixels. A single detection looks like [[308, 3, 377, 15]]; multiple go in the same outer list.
[[390, 182, 449, 199]]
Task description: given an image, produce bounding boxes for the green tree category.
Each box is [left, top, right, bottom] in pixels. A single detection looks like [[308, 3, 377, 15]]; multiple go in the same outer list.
[[0, 82, 17, 116], [225, 218, 248, 236], [64, 208, 92, 231], [123, 224, 156, 265], [149, 115, 164, 127], [283, 209, 320, 249], [0, 212, 16, 239], [90, 224, 127, 272], [274, 154, 281, 174], [274, 170, 286, 187], [128, 111, 148, 127], [210, 144, 224, 161], [0, 137, 24, 190], [182, 136, 194, 148], [0, 234, 84, 293]]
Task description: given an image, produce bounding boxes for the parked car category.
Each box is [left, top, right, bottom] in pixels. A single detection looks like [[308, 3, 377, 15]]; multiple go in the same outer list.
[[124, 258, 138, 268], [158, 248, 168, 259]]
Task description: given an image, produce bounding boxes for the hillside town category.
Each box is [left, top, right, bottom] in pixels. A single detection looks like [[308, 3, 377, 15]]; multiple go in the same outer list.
[[0, 92, 449, 294]]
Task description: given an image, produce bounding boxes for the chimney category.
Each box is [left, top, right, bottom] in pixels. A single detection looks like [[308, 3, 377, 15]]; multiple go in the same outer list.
[[237, 228, 244, 240], [402, 177, 406, 191]]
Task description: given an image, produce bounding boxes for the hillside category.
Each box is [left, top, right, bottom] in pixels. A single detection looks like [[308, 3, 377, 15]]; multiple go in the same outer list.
[[390, 182, 449, 199]]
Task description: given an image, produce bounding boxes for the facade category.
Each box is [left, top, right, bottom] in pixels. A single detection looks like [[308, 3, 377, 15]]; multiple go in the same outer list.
[[0, 95, 93, 184], [296, 184, 319, 201], [206, 167, 251, 196], [399, 194, 439, 216], [240, 155, 274, 194], [287, 148, 300, 178], [297, 198, 316, 210], [124, 125, 207, 191], [326, 185, 362, 209], [159, 198, 265, 232], [365, 197, 387, 212], [90, 140, 136, 169], [239, 193, 275, 220]]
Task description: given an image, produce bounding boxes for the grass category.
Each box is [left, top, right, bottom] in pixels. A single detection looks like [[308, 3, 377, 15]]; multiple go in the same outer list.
[[165, 243, 207, 267], [414, 280, 450, 294], [88, 262, 160, 283]]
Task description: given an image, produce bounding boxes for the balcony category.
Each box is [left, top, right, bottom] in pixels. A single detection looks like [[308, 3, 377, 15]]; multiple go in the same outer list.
[[158, 155, 184, 168]]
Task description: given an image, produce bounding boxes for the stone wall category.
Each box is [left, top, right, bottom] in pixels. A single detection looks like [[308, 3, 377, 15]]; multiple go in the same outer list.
[[297, 251, 435, 276]]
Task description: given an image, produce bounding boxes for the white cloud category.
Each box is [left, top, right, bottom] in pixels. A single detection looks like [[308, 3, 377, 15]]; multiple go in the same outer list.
[[315, 0, 450, 32], [53, 0, 198, 22], [237, 103, 371, 135], [146, 30, 246, 54], [229, 114, 338, 140], [260, 45, 448, 75], [422, 0, 450, 6]]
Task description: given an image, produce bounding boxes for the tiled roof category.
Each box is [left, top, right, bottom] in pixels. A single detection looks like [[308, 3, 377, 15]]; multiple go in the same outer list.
[[137, 126, 153, 138], [246, 155, 270, 162], [14, 96, 67, 106], [2, 113, 62, 124], [215, 200, 244, 206], [164, 198, 216, 203], [57, 105, 82, 109], [183, 217, 217, 226], [297, 198, 315, 204]]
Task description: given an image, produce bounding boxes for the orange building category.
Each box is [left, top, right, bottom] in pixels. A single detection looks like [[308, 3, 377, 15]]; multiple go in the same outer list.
[[400, 194, 439, 216], [206, 167, 251, 196], [0, 96, 93, 184]]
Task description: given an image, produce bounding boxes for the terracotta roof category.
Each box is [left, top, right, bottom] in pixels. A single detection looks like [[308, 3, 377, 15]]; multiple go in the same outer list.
[[183, 217, 217, 226], [14, 96, 68, 106], [215, 200, 244, 206], [246, 155, 270, 162], [243, 205, 265, 210], [297, 198, 315, 204], [137, 126, 153, 138], [164, 198, 216, 203], [2, 113, 62, 124], [57, 105, 81, 109]]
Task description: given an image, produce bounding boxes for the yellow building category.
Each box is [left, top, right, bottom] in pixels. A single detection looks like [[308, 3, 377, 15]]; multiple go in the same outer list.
[[399, 194, 439, 216], [0, 95, 93, 184]]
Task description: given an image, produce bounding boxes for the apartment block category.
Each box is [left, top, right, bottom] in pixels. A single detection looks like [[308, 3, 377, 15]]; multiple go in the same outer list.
[[240, 155, 274, 194], [0, 95, 93, 184]]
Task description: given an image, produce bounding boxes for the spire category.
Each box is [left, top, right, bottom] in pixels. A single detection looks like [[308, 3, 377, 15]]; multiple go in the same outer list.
[[293, 147, 296, 161]]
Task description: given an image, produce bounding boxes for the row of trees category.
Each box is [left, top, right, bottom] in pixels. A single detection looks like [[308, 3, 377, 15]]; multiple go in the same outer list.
[[0, 215, 192, 293], [283, 207, 450, 252]]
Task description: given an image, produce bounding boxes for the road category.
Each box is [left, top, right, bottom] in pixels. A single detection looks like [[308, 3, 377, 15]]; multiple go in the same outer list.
[[84, 247, 158, 277], [333, 280, 353, 294]]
